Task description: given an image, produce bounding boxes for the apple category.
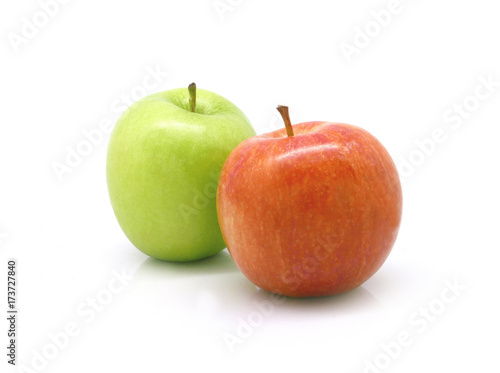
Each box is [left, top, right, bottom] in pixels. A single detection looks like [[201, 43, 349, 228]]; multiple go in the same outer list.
[[217, 106, 402, 297], [107, 83, 256, 261]]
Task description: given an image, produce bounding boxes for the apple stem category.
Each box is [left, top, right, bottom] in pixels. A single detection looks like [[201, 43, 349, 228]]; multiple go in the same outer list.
[[277, 105, 294, 137], [188, 82, 196, 113]]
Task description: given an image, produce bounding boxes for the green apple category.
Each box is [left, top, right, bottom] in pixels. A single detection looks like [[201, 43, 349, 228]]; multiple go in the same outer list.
[[106, 83, 255, 261]]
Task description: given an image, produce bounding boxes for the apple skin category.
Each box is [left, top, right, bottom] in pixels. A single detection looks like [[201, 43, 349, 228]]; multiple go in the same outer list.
[[217, 121, 402, 297], [107, 88, 256, 261]]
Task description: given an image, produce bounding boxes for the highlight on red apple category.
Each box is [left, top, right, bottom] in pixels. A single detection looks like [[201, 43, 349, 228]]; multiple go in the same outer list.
[[217, 105, 402, 297]]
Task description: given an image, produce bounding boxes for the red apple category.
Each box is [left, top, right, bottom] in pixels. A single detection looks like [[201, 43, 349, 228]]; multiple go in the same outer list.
[[217, 106, 402, 297]]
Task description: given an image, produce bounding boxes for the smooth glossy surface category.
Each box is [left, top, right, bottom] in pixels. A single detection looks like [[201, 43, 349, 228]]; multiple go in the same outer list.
[[107, 88, 256, 261], [218, 122, 402, 296]]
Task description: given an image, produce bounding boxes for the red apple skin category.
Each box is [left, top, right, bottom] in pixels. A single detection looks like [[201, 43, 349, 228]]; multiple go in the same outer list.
[[217, 121, 402, 297]]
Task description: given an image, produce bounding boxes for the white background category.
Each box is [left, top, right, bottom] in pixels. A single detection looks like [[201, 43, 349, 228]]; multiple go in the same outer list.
[[1, 0, 500, 372]]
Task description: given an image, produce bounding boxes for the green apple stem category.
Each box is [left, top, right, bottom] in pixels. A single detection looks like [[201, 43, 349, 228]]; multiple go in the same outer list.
[[277, 105, 294, 137], [188, 82, 196, 113]]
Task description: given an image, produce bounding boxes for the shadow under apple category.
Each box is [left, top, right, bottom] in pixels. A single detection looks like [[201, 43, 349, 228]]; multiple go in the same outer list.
[[136, 249, 240, 278], [249, 284, 384, 318], [129, 249, 386, 319]]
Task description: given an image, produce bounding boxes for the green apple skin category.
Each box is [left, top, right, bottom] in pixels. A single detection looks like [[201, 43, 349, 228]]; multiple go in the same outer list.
[[106, 88, 255, 261]]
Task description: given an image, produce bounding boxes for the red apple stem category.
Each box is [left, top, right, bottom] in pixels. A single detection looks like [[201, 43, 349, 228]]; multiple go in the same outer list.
[[277, 105, 294, 137], [188, 82, 196, 113]]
